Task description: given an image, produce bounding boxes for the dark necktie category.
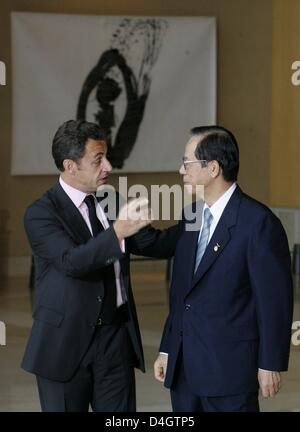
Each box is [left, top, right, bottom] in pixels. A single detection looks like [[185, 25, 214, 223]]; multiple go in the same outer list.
[[84, 195, 104, 236], [84, 195, 116, 323]]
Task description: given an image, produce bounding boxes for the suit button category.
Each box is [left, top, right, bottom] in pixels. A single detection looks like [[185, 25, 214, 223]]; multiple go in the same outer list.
[[97, 296, 102, 303], [179, 331, 183, 337], [185, 304, 191, 311]]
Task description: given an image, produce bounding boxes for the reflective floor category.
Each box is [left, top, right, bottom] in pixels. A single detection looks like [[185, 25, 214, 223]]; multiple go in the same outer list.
[[0, 266, 300, 412]]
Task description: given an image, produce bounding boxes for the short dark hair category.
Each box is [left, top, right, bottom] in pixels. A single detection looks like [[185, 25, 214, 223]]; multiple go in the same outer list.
[[190, 125, 239, 182], [52, 120, 106, 171]]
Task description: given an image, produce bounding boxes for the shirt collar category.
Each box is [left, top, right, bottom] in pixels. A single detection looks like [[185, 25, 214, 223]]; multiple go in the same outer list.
[[203, 183, 237, 223], [59, 176, 91, 208]]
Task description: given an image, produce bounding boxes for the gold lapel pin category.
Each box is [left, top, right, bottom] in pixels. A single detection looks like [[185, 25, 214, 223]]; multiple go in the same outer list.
[[214, 243, 220, 252]]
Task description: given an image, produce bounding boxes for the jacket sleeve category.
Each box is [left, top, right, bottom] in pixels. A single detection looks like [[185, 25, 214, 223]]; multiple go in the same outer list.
[[159, 312, 173, 354], [126, 223, 181, 258], [248, 211, 293, 371], [24, 203, 124, 278]]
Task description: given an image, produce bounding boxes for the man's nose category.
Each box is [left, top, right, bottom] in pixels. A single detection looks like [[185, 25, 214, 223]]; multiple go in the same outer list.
[[179, 164, 185, 175], [104, 157, 112, 172]]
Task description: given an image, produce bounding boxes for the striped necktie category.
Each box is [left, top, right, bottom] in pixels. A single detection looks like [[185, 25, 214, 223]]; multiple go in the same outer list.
[[194, 207, 213, 273]]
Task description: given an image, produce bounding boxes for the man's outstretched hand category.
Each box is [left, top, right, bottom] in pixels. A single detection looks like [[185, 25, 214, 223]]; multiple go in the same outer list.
[[113, 197, 152, 240]]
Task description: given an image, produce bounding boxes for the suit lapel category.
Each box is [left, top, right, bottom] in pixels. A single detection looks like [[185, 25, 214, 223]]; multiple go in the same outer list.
[[191, 219, 231, 287], [96, 191, 128, 272], [177, 200, 204, 294], [96, 189, 119, 227], [189, 186, 243, 292], [185, 229, 202, 290], [96, 191, 129, 286], [50, 181, 92, 243]]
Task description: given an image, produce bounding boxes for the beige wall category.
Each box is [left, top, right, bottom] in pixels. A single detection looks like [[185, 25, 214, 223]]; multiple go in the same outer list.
[[0, 0, 273, 272], [270, 0, 300, 207]]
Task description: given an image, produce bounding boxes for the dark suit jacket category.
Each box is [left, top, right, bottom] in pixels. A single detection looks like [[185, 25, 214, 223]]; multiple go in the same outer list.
[[160, 186, 293, 397], [22, 181, 179, 382]]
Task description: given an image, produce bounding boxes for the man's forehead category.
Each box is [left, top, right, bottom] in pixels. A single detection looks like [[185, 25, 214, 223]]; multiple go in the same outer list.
[[85, 138, 107, 154], [185, 136, 201, 154]]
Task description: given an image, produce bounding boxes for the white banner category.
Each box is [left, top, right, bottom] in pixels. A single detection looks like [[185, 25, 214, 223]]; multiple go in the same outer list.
[[11, 13, 216, 174]]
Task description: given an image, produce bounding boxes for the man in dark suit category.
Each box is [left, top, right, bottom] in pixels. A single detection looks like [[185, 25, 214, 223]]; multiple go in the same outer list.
[[154, 126, 293, 412], [22, 119, 178, 412]]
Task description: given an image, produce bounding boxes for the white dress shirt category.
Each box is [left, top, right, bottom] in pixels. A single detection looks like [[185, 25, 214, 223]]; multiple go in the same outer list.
[[200, 182, 237, 243]]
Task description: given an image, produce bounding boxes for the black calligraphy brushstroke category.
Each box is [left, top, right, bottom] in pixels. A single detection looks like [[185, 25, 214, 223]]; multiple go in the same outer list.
[[77, 19, 167, 169]]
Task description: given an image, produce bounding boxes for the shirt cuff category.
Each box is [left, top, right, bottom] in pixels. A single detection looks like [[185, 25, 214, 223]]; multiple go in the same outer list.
[[120, 239, 125, 253]]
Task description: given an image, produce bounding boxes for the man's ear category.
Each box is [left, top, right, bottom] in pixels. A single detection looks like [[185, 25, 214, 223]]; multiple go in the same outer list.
[[63, 159, 76, 175], [210, 161, 220, 178]]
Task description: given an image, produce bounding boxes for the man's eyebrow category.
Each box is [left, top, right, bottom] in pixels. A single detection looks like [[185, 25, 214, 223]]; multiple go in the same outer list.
[[92, 152, 105, 159]]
